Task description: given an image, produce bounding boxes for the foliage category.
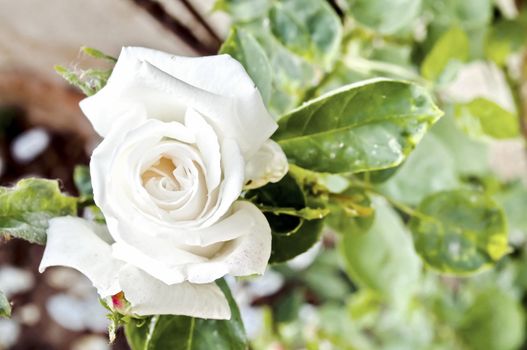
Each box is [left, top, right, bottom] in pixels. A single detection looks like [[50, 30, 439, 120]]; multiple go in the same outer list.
[[4, 0, 527, 348], [0, 178, 77, 245], [0, 291, 10, 318], [125, 280, 248, 350]]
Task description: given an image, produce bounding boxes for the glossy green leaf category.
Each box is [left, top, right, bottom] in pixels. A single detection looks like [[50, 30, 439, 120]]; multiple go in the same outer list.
[[460, 288, 525, 350], [246, 173, 306, 235], [409, 189, 509, 275], [0, 291, 10, 318], [273, 79, 443, 174], [271, 218, 324, 264], [339, 198, 421, 302], [379, 133, 459, 205], [454, 98, 519, 140], [0, 178, 77, 245], [347, 0, 422, 35], [125, 279, 248, 350], [246, 172, 325, 263], [269, 0, 342, 68], [421, 26, 469, 81], [220, 27, 273, 104]]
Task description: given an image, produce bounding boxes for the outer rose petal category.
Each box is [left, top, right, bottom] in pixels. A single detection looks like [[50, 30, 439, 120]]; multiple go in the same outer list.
[[119, 265, 231, 319], [80, 47, 277, 158], [113, 201, 271, 285], [244, 140, 289, 190], [186, 201, 272, 283], [39, 217, 123, 297], [109, 201, 271, 285]]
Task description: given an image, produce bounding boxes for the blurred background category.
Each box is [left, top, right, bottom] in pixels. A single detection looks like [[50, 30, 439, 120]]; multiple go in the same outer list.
[[1, 0, 527, 349]]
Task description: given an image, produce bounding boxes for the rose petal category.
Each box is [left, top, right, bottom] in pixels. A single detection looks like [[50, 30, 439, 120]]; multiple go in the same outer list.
[[119, 265, 231, 319], [81, 47, 277, 158], [39, 217, 123, 297], [245, 140, 289, 190], [185, 201, 272, 283], [185, 108, 221, 192], [111, 240, 205, 285], [197, 138, 245, 227]]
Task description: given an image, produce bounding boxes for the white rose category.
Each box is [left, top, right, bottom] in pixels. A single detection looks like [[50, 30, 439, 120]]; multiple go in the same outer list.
[[39, 47, 288, 319]]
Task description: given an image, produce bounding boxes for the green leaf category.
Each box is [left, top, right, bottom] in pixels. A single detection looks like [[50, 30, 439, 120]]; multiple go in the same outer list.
[[326, 187, 375, 234], [245, 172, 325, 263], [270, 218, 324, 263], [495, 181, 527, 244], [81, 46, 117, 62], [73, 165, 93, 197], [379, 132, 460, 206], [347, 0, 422, 35], [459, 288, 525, 350], [269, 0, 342, 68], [220, 28, 273, 104], [339, 198, 421, 302], [55, 47, 114, 96], [421, 26, 469, 81], [485, 17, 527, 65], [423, 0, 492, 59], [0, 178, 77, 245], [0, 291, 11, 318], [125, 279, 248, 350], [431, 111, 489, 175], [257, 205, 329, 220], [454, 98, 519, 140], [214, 0, 270, 22], [273, 79, 443, 174], [409, 189, 509, 275], [246, 173, 306, 235], [55, 65, 111, 96]]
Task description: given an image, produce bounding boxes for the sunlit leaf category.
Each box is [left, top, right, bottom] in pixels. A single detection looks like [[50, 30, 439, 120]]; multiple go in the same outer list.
[[340, 198, 421, 302], [454, 98, 519, 140], [274, 79, 443, 173], [346, 0, 422, 35], [421, 26, 469, 82], [0, 291, 10, 318], [220, 27, 273, 104], [409, 189, 509, 274], [0, 178, 77, 245], [460, 288, 525, 350]]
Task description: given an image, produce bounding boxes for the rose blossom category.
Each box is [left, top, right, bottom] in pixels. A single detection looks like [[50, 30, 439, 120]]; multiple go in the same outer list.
[[39, 47, 288, 319]]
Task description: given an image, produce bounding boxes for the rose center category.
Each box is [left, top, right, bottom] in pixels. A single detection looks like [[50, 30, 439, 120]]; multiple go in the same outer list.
[[141, 157, 182, 191]]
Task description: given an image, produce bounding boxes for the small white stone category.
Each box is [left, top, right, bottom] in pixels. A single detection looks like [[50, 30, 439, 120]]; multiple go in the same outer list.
[[17, 303, 41, 326], [46, 293, 108, 332], [11, 128, 50, 163], [0, 319, 20, 348], [0, 266, 34, 297], [72, 335, 110, 350]]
